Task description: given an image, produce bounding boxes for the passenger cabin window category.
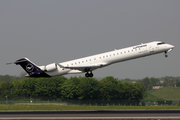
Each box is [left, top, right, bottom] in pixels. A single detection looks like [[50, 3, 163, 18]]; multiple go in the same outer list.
[[157, 42, 165, 45]]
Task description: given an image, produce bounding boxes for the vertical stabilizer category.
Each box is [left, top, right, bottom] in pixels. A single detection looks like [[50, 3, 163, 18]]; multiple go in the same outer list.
[[14, 58, 50, 77]]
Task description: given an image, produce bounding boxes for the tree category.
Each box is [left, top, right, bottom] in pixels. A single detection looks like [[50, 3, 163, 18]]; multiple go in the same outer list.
[[0, 81, 12, 98], [21, 78, 37, 97], [150, 77, 161, 86], [147, 84, 153, 90], [176, 79, 180, 87], [0, 75, 147, 101], [139, 77, 150, 91], [98, 76, 119, 100], [76, 77, 99, 100], [61, 77, 81, 99], [162, 78, 176, 87], [133, 82, 146, 100], [34, 77, 67, 98], [10, 80, 22, 98]]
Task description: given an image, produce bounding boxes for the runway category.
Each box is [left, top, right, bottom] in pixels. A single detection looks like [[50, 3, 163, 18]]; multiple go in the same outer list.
[[0, 110, 180, 119]]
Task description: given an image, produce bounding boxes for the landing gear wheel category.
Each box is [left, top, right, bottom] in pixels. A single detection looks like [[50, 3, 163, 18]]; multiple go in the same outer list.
[[89, 73, 94, 77], [165, 51, 168, 58], [85, 73, 89, 77], [85, 72, 94, 77]]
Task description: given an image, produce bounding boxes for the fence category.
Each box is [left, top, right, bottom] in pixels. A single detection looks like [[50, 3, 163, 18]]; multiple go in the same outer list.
[[0, 97, 180, 106]]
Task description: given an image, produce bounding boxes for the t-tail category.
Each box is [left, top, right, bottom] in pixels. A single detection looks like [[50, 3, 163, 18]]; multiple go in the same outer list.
[[12, 58, 51, 77]]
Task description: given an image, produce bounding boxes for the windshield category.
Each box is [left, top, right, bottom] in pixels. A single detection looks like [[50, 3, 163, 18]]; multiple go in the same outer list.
[[157, 42, 165, 45]]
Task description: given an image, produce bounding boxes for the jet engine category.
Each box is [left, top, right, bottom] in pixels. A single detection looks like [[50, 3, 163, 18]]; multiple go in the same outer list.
[[41, 63, 57, 72]]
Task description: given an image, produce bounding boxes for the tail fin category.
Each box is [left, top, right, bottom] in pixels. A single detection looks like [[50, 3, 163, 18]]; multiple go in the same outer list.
[[14, 58, 50, 77]]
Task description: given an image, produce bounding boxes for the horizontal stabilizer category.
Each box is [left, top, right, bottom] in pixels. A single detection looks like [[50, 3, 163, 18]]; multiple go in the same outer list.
[[6, 58, 28, 65], [6, 62, 14, 65], [14, 58, 28, 65]]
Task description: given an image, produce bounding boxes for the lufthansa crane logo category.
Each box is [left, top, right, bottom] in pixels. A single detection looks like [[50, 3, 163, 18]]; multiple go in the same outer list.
[[26, 64, 34, 72]]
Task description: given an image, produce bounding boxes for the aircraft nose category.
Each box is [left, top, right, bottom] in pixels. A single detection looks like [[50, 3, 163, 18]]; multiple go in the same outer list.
[[166, 44, 174, 53], [166, 44, 174, 49], [169, 44, 174, 49]]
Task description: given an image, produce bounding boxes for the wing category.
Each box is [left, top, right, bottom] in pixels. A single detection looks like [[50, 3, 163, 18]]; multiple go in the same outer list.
[[57, 63, 107, 72]]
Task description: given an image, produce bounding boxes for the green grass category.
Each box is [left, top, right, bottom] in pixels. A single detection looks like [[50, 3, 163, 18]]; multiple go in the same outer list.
[[0, 119, 177, 120], [143, 92, 164, 101], [143, 87, 180, 101], [0, 105, 180, 111]]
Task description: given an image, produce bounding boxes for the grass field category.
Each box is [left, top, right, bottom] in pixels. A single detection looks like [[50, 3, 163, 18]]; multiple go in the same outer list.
[[0, 119, 176, 120], [0, 105, 180, 111], [4, 119, 178, 120], [143, 87, 180, 101]]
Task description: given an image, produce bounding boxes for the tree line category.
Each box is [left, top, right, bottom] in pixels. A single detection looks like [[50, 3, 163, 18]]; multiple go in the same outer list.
[[0, 76, 146, 101], [122, 76, 180, 91], [1, 75, 180, 96], [0, 75, 21, 82]]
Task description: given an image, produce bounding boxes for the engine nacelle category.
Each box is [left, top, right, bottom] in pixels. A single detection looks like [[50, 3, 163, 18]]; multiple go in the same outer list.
[[41, 63, 57, 72]]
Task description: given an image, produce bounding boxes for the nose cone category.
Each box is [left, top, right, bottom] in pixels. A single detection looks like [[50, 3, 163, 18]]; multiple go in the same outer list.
[[169, 44, 174, 49], [171, 45, 174, 48], [166, 44, 174, 53], [167, 44, 174, 49]]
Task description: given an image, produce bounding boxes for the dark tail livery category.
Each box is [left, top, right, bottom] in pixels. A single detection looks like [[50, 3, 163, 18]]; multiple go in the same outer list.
[[14, 58, 50, 77]]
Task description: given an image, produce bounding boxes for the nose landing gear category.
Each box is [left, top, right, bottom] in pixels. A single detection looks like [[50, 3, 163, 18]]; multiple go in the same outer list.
[[165, 51, 168, 58]]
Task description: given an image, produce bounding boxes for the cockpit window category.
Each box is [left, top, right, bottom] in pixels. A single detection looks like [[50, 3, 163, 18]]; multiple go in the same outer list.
[[157, 42, 165, 45]]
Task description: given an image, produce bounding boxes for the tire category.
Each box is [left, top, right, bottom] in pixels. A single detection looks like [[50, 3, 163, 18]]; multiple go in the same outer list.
[[85, 73, 89, 77]]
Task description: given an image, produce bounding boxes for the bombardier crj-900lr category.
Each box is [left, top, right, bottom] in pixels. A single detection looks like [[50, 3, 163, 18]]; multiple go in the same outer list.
[[8, 41, 174, 77]]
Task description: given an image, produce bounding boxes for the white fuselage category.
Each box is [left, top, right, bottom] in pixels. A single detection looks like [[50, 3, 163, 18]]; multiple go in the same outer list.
[[40, 41, 174, 77]]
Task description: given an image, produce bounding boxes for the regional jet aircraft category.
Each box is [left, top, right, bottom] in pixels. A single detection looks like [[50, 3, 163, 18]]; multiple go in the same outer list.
[[8, 41, 174, 77]]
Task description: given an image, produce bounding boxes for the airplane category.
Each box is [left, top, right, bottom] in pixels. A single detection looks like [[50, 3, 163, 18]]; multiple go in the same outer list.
[[7, 41, 174, 78]]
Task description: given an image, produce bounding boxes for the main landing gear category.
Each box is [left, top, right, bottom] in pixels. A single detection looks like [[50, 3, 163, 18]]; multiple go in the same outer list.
[[85, 71, 94, 77], [165, 51, 168, 58]]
